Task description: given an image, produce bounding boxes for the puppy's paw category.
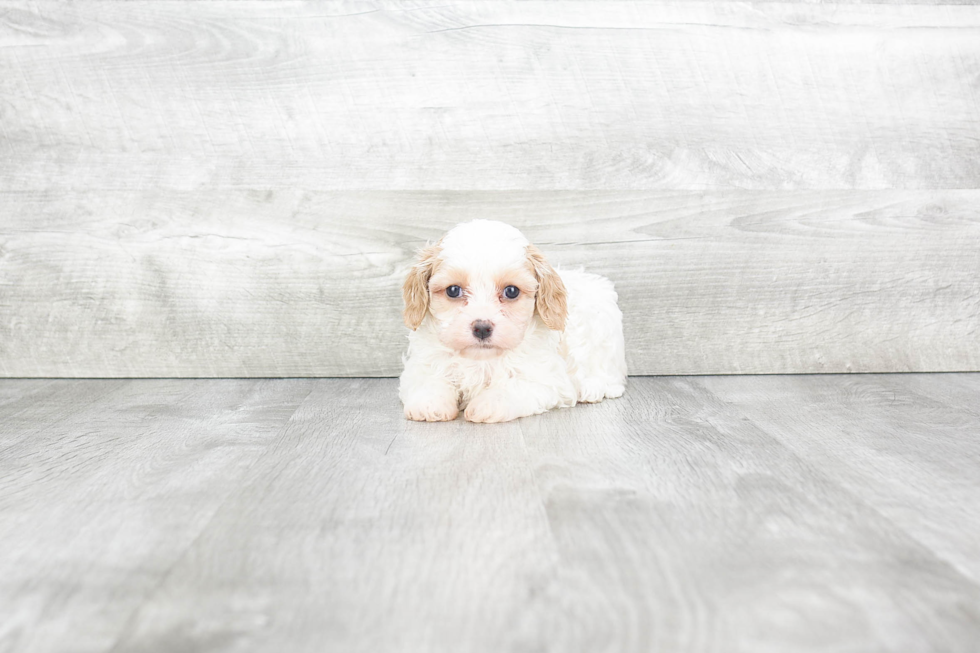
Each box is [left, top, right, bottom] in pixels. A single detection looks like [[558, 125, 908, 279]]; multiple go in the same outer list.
[[603, 383, 626, 399], [403, 395, 459, 422], [577, 379, 626, 403], [464, 388, 521, 423]]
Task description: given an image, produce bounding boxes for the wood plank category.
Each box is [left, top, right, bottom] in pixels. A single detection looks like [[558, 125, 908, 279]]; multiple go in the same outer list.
[[872, 372, 980, 418], [1, 190, 978, 377], [517, 377, 980, 652], [0, 379, 55, 411], [108, 379, 561, 653], [2, 1, 979, 191], [0, 380, 133, 449], [3, 376, 980, 652], [701, 374, 980, 583], [0, 379, 312, 653]]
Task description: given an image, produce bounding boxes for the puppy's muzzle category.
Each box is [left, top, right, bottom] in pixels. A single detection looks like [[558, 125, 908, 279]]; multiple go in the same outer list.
[[471, 320, 493, 341]]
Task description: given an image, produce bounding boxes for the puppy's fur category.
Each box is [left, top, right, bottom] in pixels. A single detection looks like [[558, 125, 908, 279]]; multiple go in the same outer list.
[[399, 220, 627, 423]]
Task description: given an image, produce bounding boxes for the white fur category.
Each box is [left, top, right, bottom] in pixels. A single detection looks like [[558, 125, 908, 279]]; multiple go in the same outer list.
[[400, 220, 627, 423]]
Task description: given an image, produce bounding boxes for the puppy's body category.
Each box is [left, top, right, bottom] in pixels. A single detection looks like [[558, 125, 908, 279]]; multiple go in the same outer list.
[[399, 221, 627, 423]]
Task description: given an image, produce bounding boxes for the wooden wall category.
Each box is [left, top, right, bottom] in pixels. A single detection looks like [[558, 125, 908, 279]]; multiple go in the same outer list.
[[1, 1, 978, 377]]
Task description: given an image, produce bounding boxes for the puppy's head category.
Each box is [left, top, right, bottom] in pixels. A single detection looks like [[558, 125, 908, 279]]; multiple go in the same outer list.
[[403, 220, 567, 358]]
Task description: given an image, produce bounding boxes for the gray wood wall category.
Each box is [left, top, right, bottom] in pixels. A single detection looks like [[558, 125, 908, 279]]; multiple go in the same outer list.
[[2, 1, 978, 377]]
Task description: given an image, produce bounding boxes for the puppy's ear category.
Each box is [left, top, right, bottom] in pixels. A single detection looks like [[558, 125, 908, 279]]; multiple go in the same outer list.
[[402, 243, 442, 330], [527, 244, 567, 331]]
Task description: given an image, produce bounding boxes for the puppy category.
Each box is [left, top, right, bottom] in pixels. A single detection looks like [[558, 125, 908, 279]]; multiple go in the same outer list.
[[399, 220, 627, 423]]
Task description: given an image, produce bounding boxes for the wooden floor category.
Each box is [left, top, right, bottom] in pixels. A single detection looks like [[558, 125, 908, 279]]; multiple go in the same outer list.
[[2, 375, 979, 652]]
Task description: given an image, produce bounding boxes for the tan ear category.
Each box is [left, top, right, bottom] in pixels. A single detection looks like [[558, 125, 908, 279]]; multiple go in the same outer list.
[[526, 244, 567, 331], [402, 243, 442, 330]]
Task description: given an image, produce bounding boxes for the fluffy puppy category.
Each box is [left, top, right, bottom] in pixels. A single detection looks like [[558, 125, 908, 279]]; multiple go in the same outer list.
[[399, 220, 627, 423]]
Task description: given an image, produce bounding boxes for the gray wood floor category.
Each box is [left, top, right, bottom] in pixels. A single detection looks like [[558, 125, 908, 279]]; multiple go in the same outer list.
[[2, 375, 979, 652]]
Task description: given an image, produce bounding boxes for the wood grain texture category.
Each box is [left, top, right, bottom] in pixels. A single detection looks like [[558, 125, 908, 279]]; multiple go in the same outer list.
[[3, 376, 979, 653], [1, 190, 978, 376], [517, 376, 980, 652], [0, 380, 131, 449], [109, 379, 559, 652], [0, 379, 313, 653], [701, 373, 980, 583], [874, 373, 980, 419], [2, 1, 979, 190]]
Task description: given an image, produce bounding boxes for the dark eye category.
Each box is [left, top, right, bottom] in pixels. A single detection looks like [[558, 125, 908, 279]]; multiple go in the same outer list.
[[503, 285, 520, 299], [446, 285, 462, 298]]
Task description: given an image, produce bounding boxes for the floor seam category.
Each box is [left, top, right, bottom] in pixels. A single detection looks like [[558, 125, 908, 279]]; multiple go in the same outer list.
[[0, 380, 134, 459], [103, 379, 318, 653], [687, 376, 980, 589], [516, 416, 564, 563]]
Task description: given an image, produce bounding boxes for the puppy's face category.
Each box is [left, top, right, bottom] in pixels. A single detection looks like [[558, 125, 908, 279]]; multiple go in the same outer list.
[[403, 221, 567, 358]]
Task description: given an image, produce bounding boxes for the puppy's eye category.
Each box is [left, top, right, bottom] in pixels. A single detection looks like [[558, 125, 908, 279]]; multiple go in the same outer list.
[[446, 285, 462, 298], [503, 285, 520, 299]]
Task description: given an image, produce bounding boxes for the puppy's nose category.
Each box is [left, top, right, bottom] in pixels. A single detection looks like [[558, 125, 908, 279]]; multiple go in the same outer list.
[[472, 320, 493, 341]]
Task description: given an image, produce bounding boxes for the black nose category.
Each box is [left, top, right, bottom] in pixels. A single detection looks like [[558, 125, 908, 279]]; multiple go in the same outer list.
[[472, 320, 493, 340]]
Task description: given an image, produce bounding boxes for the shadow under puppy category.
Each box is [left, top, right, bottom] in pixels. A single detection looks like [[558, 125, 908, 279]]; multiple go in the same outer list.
[[400, 220, 627, 423]]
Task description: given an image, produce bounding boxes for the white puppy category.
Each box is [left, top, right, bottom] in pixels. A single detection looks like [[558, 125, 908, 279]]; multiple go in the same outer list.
[[399, 220, 627, 423]]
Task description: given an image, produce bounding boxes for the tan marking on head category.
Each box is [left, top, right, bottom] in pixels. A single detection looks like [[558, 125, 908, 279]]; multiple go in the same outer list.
[[493, 267, 539, 296], [402, 243, 443, 330], [428, 268, 470, 316], [428, 267, 468, 296], [526, 244, 567, 331]]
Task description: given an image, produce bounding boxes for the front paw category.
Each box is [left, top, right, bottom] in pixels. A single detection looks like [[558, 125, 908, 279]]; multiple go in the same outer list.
[[577, 379, 626, 403], [403, 394, 459, 422], [464, 387, 521, 423]]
